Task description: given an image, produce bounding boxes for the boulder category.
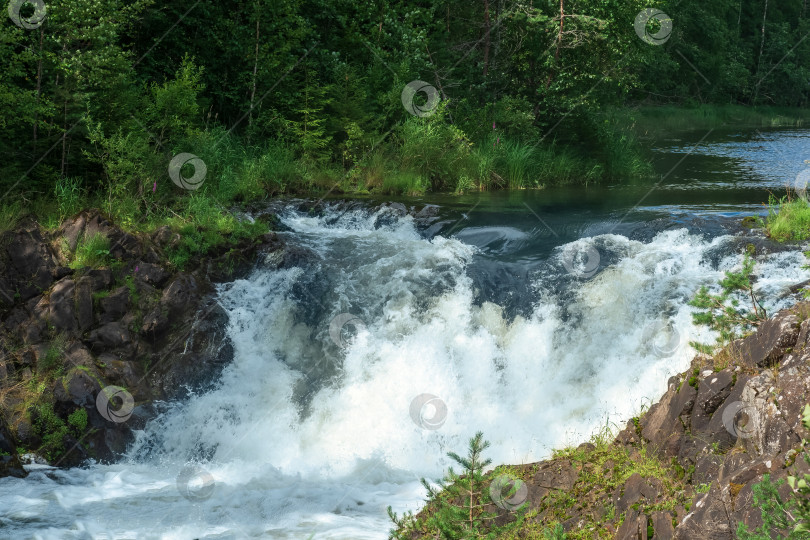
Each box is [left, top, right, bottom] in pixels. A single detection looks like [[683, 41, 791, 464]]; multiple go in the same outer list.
[[54, 370, 101, 407], [727, 310, 800, 368], [7, 227, 57, 301], [651, 510, 675, 539], [87, 322, 130, 351], [0, 415, 26, 478], [49, 278, 78, 334], [75, 276, 94, 332], [135, 262, 169, 287], [641, 380, 696, 459], [675, 484, 733, 539], [99, 287, 129, 323]]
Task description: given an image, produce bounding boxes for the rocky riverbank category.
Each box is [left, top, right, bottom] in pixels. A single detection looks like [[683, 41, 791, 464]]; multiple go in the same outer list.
[[398, 303, 810, 539], [0, 210, 283, 477]]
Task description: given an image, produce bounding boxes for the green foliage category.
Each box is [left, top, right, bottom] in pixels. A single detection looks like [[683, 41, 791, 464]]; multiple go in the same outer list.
[[32, 402, 68, 462], [38, 341, 63, 373], [388, 432, 529, 539], [67, 408, 88, 435], [162, 193, 269, 270], [38, 333, 69, 373], [9, 0, 807, 205], [421, 432, 496, 539], [738, 404, 810, 538], [689, 252, 768, 345], [70, 233, 112, 270], [124, 275, 139, 304]]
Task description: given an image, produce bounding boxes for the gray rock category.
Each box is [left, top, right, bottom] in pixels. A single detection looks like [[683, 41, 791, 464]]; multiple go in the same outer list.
[[0, 415, 26, 478], [727, 310, 800, 368], [136, 262, 169, 287], [99, 287, 129, 323], [49, 279, 78, 334], [87, 322, 130, 351]]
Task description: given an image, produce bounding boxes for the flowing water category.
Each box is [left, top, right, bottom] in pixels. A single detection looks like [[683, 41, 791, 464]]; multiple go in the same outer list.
[[3, 128, 810, 539]]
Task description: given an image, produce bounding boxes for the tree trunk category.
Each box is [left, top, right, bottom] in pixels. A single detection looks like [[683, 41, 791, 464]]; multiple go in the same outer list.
[[60, 100, 67, 177], [249, 5, 260, 129], [753, 0, 769, 103], [545, 0, 565, 89], [756, 0, 768, 77], [32, 26, 44, 157], [483, 0, 491, 76]]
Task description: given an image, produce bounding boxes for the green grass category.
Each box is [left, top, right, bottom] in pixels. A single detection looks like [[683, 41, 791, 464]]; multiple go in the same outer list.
[[38, 335, 68, 373], [70, 233, 112, 269], [765, 195, 810, 242]]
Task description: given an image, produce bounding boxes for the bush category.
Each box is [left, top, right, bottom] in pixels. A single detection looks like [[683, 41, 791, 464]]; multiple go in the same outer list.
[[388, 432, 529, 540], [689, 251, 767, 346]]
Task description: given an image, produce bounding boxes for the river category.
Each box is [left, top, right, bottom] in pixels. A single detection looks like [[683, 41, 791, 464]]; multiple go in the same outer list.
[[2, 127, 810, 539]]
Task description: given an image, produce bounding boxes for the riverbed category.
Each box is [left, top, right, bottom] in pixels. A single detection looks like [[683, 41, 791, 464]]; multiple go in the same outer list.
[[2, 127, 809, 539]]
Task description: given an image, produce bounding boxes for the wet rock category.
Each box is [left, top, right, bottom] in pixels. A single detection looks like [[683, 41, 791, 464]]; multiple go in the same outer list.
[[0, 415, 26, 478], [161, 274, 200, 319], [141, 306, 170, 337], [99, 357, 141, 390]]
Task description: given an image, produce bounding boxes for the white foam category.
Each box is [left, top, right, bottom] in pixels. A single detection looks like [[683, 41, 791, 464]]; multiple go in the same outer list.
[[2, 206, 808, 539]]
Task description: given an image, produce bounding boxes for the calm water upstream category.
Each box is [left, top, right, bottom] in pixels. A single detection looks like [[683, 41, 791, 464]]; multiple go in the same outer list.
[[2, 128, 810, 539]]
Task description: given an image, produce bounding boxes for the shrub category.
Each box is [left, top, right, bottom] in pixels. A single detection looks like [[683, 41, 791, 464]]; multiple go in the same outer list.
[[388, 432, 529, 540], [67, 408, 88, 435], [689, 251, 767, 346]]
